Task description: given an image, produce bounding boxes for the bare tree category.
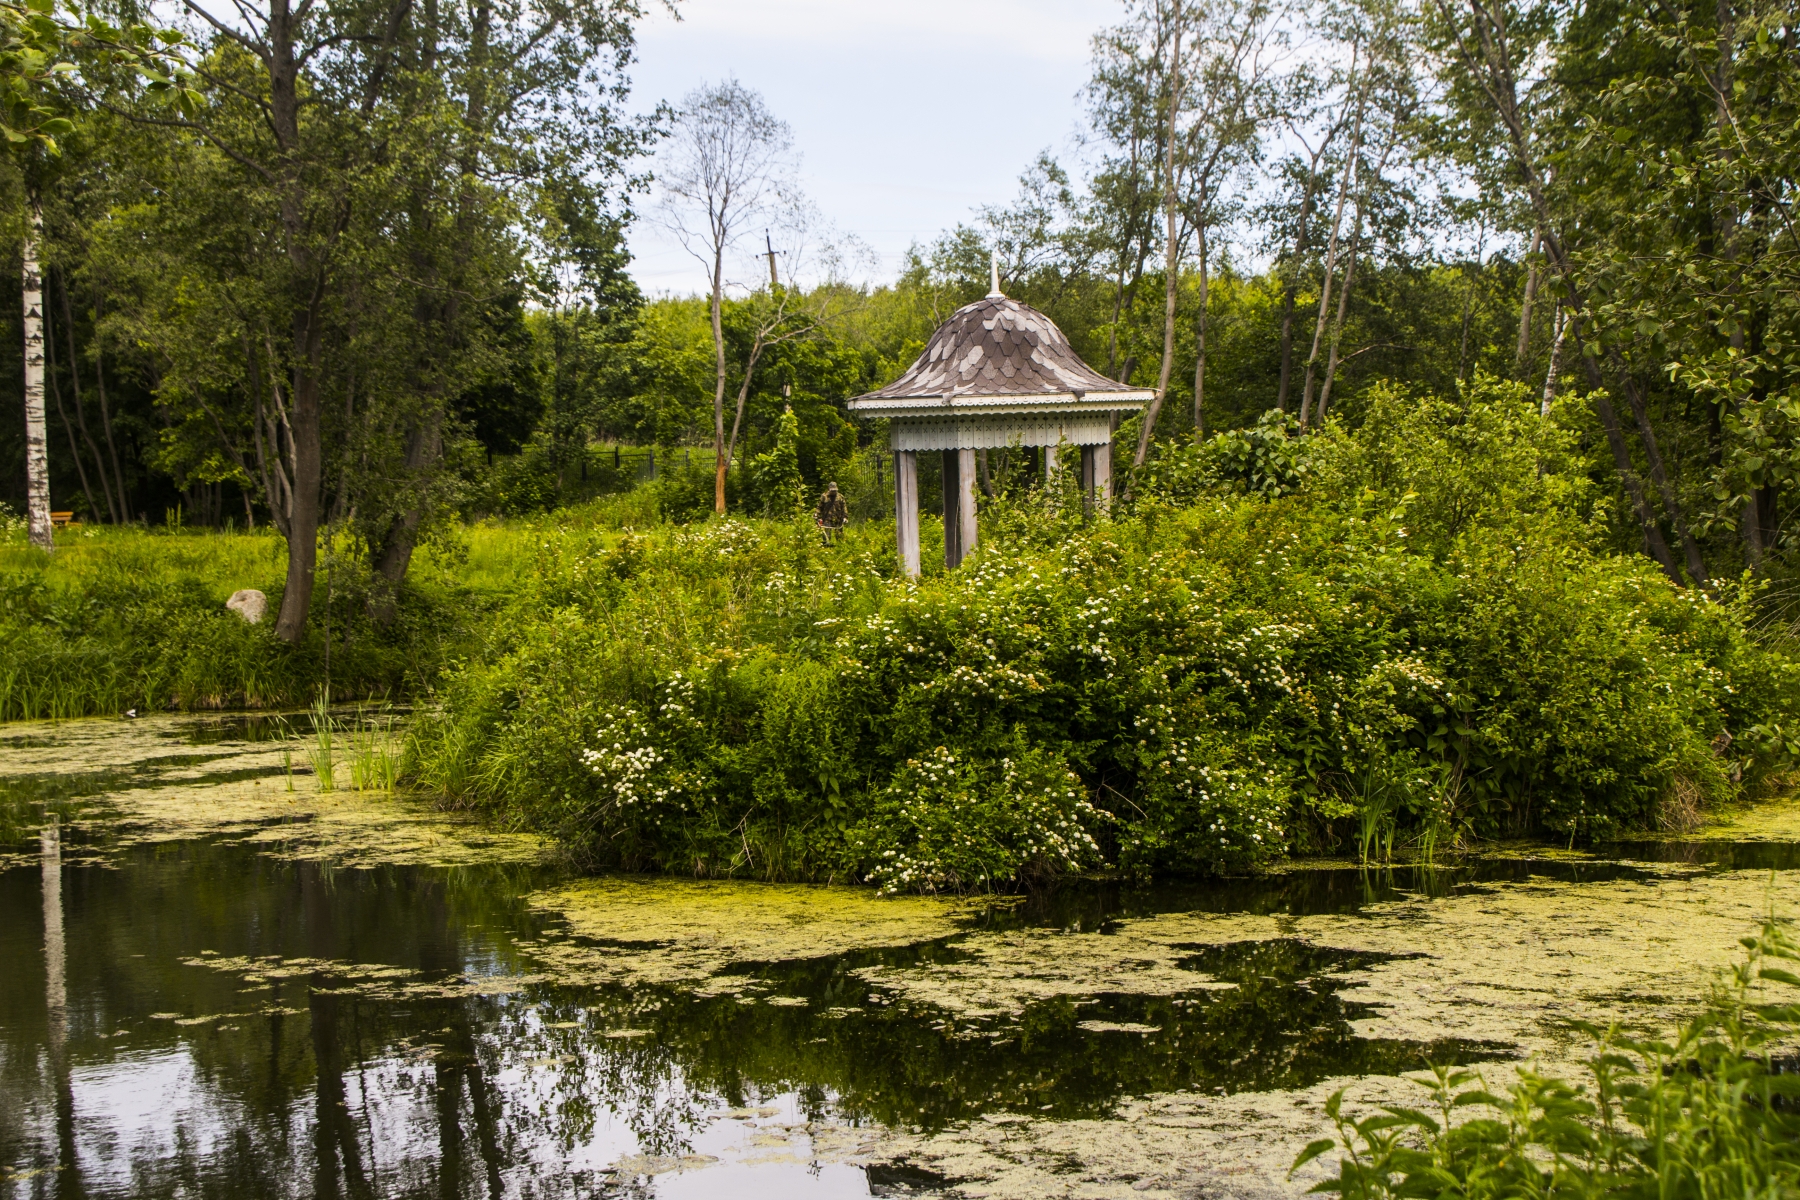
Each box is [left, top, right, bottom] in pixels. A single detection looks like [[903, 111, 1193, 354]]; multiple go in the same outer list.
[[721, 207, 870, 475], [658, 79, 796, 514], [1180, 0, 1287, 440], [1133, 0, 1186, 471]]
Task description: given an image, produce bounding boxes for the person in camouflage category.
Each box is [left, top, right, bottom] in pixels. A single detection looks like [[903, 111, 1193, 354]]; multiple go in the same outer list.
[[815, 482, 848, 545]]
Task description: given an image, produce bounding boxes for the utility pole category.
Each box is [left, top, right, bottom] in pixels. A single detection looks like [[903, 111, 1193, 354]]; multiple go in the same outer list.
[[765, 232, 779, 289]]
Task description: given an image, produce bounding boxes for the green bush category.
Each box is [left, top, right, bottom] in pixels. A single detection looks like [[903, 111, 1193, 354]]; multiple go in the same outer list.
[[1296, 916, 1800, 1200], [410, 379, 1799, 885]]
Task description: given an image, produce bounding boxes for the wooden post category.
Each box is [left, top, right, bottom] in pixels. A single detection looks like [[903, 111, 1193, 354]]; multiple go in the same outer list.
[[957, 447, 978, 562], [942, 449, 961, 566], [1043, 440, 1062, 486], [943, 448, 977, 567], [894, 450, 920, 579], [1092, 439, 1112, 514]]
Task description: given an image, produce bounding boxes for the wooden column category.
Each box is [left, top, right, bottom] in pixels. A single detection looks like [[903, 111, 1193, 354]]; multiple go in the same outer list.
[[942, 448, 979, 568], [942, 449, 961, 566], [894, 450, 920, 579], [1080, 443, 1112, 517], [957, 447, 979, 561], [1043, 441, 1062, 486]]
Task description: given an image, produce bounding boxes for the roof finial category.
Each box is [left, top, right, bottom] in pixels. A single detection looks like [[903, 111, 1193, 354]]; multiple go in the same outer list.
[[988, 250, 1002, 299]]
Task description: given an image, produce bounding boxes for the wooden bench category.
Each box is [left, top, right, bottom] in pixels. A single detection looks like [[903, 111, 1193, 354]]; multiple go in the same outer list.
[[50, 511, 77, 529]]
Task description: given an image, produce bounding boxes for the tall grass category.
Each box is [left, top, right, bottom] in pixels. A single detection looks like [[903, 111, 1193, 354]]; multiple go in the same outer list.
[[0, 521, 528, 720]]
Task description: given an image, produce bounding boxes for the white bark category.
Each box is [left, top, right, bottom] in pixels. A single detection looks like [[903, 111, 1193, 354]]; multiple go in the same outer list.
[[1133, 5, 1184, 471], [1300, 90, 1363, 428], [22, 193, 51, 551], [1542, 302, 1566, 416]]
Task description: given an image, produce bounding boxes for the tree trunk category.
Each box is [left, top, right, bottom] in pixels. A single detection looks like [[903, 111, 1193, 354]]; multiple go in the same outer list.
[[55, 271, 121, 523], [1317, 215, 1362, 422], [1133, 11, 1183, 471], [273, 301, 324, 643], [1541, 301, 1564, 416], [1515, 227, 1540, 373], [91, 287, 128, 522], [44, 298, 100, 522], [1276, 142, 1326, 413], [710, 248, 729, 513], [1567, 315, 1683, 582], [1191, 213, 1209, 440], [371, 412, 442, 623], [22, 190, 51, 551], [1300, 104, 1362, 428]]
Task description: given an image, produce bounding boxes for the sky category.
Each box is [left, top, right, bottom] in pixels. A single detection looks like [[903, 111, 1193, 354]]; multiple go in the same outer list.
[[623, 0, 1124, 297]]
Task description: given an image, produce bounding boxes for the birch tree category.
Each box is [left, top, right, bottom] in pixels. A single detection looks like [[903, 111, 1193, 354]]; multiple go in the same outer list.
[[1, 0, 189, 549], [1179, 0, 1285, 439], [658, 80, 796, 515]]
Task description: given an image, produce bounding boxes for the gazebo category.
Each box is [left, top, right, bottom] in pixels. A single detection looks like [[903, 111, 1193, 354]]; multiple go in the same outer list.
[[848, 269, 1151, 577]]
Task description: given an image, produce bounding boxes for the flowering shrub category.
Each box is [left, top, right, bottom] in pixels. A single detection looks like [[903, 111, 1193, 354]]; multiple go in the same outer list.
[[411, 380, 1800, 887], [848, 743, 1104, 894]]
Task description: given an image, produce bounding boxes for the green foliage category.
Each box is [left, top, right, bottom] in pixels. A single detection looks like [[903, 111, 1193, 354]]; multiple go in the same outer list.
[[1296, 915, 1800, 1200], [749, 406, 807, 517], [1207, 409, 1309, 498], [411, 384, 1799, 886]]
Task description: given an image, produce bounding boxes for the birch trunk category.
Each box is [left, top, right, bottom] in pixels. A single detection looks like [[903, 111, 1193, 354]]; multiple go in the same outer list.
[[710, 247, 729, 514], [1316, 215, 1361, 421], [1299, 101, 1362, 428], [1515, 228, 1540, 372], [22, 191, 51, 551], [1276, 136, 1330, 412], [1541, 302, 1564, 415], [1132, 9, 1183, 470], [1191, 214, 1209, 440]]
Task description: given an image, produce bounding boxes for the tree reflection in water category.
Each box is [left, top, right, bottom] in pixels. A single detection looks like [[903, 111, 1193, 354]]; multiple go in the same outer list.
[[0, 835, 1542, 1199]]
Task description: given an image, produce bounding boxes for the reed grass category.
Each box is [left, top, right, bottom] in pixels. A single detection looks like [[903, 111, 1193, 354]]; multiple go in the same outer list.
[[307, 691, 337, 791], [346, 707, 401, 791]]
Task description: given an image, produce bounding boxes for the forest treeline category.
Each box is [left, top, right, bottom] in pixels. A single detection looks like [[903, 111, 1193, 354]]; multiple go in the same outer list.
[[1, 0, 1797, 634]]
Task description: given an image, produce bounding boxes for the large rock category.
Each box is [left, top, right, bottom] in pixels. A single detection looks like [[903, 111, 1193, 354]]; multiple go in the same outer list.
[[226, 589, 268, 624]]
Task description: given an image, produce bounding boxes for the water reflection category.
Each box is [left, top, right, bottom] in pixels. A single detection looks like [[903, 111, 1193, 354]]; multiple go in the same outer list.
[[0, 833, 1536, 1199], [40, 816, 78, 1200], [4, 712, 1767, 1200]]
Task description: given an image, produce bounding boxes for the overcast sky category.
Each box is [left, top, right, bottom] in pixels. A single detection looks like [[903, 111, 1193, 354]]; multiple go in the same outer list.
[[623, 0, 1122, 297]]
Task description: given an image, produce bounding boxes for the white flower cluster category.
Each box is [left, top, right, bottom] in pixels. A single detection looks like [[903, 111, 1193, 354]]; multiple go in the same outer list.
[[1209, 622, 1304, 697], [581, 705, 678, 811], [673, 518, 760, 563]]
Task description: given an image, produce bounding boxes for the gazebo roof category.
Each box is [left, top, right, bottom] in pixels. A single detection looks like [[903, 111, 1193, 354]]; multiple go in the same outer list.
[[849, 294, 1152, 416]]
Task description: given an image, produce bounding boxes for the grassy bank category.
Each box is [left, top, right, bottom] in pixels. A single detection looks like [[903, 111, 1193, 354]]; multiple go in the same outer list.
[[0, 516, 569, 719], [409, 382, 1800, 886]]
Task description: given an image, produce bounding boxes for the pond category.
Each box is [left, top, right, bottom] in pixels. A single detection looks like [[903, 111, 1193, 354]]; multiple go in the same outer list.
[[2, 714, 1797, 1199]]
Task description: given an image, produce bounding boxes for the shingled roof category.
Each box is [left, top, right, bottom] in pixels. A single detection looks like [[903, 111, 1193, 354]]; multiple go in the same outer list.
[[850, 295, 1148, 409]]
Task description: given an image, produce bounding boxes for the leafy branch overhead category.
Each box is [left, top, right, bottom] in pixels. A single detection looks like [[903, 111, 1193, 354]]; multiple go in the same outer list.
[[0, 0, 194, 153]]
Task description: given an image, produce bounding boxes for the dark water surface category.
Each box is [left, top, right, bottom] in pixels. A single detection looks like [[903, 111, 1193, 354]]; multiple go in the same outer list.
[[0, 716, 1757, 1199]]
